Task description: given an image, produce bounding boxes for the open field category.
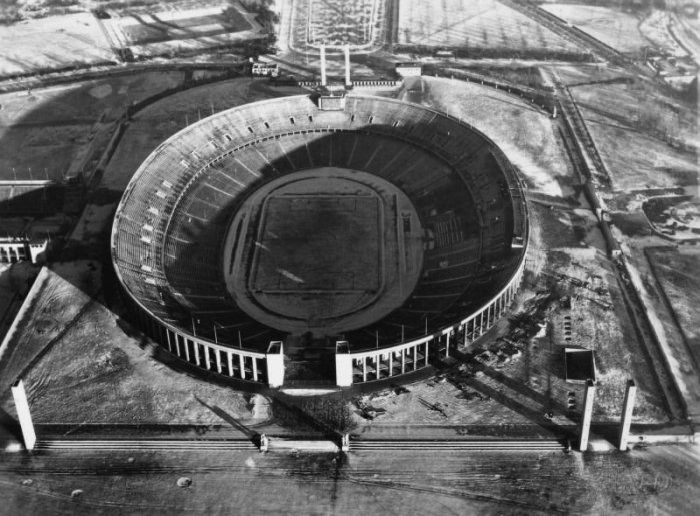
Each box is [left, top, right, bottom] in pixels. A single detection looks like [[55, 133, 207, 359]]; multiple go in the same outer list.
[[100, 2, 265, 59], [0, 263, 262, 426], [570, 81, 699, 148], [1, 444, 699, 515], [0, 72, 185, 184], [640, 9, 690, 58], [541, 3, 649, 54], [397, 0, 581, 53], [416, 76, 576, 198], [581, 113, 699, 191], [646, 248, 700, 374], [0, 13, 114, 77], [618, 243, 700, 419]]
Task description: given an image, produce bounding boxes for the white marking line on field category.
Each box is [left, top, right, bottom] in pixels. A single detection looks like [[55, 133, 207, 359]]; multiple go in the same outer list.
[[277, 269, 304, 283]]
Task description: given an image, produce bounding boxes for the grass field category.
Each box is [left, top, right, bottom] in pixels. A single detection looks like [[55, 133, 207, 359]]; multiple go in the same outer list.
[[2, 444, 699, 514], [417, 76, 576, 198], [254, 195, 381, 292], [570, 81, 698, 147], [0, 72, 186, 186], [646, 248, 700, 372], [581, 113, 699, 191], [71, 78, 303, 253], [0, 265, 259, 426], [101, 3, 264, 59], [119, 10, 251, 45], [541, 3, 648, 54], [0, 13, 114, 77], [397, 0, 580, 52]]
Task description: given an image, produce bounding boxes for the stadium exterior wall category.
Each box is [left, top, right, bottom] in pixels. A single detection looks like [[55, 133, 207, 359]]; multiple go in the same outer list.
[[118, 187, 528, 389], [111, 94, 529, 389], [337, 211, 528, 386]]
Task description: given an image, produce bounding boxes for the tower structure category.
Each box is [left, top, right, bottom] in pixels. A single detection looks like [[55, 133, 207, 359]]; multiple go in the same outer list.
[[344, 45, 352, 88], [320, 44, 327, 86]]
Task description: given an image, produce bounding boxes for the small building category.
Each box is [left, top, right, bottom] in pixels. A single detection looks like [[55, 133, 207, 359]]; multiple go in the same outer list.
[[318, 85, 347, 110], [0, 235, 48, 264], [564, 348, 597, 384], [250, 61, 279, 77], [645, 53, 699, 90], [395, 62, 423, 77]]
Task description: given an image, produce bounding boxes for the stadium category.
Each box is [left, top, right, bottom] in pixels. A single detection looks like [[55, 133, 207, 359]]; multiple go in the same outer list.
[[110, 93, 528, 389]]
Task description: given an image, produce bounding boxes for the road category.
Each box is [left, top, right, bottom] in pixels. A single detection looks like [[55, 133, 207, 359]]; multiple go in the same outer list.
[[1, 442, 699, 515]]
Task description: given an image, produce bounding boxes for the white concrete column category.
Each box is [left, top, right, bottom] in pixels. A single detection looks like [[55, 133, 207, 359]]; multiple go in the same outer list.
[[266, 341, 285, 388], [578, 380, 596, 451], [215, 349, 222, 373], [375, 355, 380, 380], [227, 351, 234, 377], [445, 332, 450, 358], [204, 345, 211, 370], [194, 342, 201, 366], [165, 329, 172, 352], [184, 338, 191, 361], [11, 380, 36, 451], [320, 44, 327, 86], [344, 45, 351, 87], [401, 349, 406, 373], [362, 357, 367, 382], [618, 380, 637, 451], [424, 341, 429, 366], [239, 354, 246, 380], [335, 341, 353, 387], [413, 345, 418, 371], [252, 357, 259, 381]]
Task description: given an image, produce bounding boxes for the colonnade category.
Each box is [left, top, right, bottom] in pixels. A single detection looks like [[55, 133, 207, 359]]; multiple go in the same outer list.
[[336, 254, 526, 386]]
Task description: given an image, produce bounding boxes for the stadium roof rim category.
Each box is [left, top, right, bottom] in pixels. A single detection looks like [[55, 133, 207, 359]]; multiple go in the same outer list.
[[110, 93, 529, 352]]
